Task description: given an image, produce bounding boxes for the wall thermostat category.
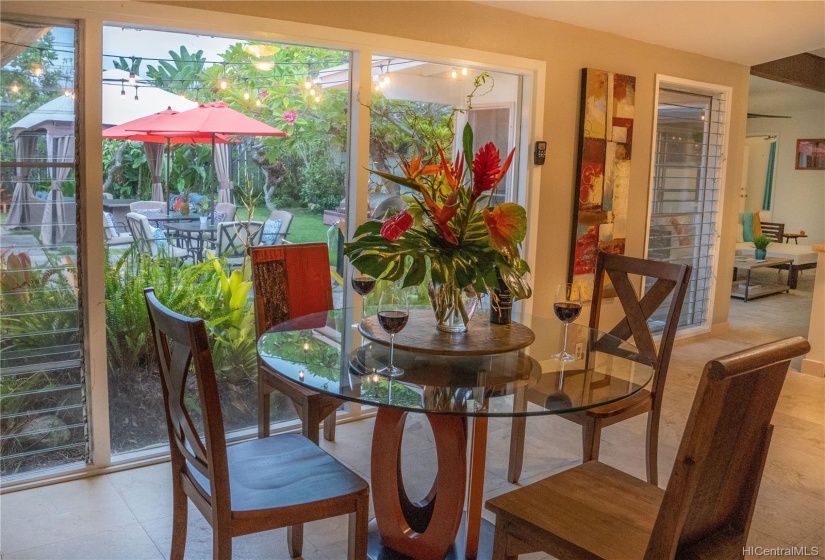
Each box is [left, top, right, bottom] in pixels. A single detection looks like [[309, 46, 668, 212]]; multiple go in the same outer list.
[[534, 141, 547, 165]]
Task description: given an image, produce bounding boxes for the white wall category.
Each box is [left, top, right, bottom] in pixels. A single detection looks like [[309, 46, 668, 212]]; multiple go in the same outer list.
[[747, 77, 825, 243]]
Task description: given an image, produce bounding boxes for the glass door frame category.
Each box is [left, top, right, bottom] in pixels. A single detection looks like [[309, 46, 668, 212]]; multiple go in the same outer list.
[[1, 0, 546, 490]]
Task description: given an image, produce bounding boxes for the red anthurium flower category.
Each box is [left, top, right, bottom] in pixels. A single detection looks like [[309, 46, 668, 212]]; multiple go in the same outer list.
[[482, 202, 527, 258], [380, 210, 414, 242]]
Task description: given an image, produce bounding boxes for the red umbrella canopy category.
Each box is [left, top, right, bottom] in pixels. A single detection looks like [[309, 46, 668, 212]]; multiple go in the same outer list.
[[144, 101, 288, 137], [103, 109, 235, 144]]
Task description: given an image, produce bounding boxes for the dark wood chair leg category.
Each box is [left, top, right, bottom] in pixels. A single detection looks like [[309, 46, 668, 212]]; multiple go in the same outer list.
[[492, 518, 518, 560], [646, 411, 660, 486], [508, 416, 526, 483], [302, 398, 322, 445], [258, 379, 271, 439], [287, 524, 303, 558], [582, 417, 602, 462], [213, 525, 232, 560], [323, 413, 336, 442], [170, 478, 188, 560], [348, 492, 369, 560]]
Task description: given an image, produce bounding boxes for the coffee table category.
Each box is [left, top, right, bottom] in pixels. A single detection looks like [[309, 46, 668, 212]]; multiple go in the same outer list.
[[732, 256, 794, 302]]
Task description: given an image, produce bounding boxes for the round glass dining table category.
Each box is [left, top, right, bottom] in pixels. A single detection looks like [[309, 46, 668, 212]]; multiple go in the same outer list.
[[257, 307, 653, 560]]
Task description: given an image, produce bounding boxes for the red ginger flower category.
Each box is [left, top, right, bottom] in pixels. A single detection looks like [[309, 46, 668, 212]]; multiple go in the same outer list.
[[380, 210, 414, 241], [472, 144, 516, 202]]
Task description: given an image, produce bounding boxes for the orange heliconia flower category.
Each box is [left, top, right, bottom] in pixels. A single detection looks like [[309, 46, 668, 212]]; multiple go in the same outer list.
[[399, 152, 439, 181]]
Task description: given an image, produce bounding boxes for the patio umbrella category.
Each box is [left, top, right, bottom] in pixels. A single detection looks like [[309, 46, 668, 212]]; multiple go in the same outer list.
[[103, 108, 233, 203], [141, 101, 287, 217]]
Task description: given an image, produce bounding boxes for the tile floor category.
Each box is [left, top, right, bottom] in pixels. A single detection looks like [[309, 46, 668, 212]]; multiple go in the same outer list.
[[1, 271, 822, 559]]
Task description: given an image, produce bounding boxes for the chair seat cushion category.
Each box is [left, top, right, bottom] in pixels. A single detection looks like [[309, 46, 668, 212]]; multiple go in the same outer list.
[[486, 461, 663, 560], [195, 434, 367, 514]]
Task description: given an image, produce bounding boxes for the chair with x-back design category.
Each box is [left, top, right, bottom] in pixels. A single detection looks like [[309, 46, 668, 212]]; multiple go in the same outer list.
[[144, 288, 368, 560], [508, 251, 691, 485]]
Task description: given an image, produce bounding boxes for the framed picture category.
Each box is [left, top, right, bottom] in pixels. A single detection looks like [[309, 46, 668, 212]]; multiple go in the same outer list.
[[567, 68, 636, 301], [795, 139, 825, 170]]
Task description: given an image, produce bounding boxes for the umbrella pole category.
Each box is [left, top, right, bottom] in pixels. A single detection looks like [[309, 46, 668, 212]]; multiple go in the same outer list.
[[210, 133, 216, 222], [165, 138, 171, 206]]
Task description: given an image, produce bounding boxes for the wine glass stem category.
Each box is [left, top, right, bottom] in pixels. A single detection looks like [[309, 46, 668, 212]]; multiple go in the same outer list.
[[562, 323, 569, 355], [389, 333, 395, 368]]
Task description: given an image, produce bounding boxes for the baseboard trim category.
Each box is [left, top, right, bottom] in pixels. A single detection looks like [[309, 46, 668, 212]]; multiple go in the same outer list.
[[801, 358, 825, 377]]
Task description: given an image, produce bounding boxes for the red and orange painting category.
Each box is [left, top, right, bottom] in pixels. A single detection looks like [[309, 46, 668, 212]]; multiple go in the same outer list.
[[568, 68, 636, 301]]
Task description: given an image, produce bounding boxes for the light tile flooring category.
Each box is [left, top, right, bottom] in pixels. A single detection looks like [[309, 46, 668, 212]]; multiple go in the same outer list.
[[1, 271, 822, 559]]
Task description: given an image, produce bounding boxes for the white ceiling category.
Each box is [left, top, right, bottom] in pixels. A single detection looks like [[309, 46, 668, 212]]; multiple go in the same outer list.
[[476, 1, 825, 66]]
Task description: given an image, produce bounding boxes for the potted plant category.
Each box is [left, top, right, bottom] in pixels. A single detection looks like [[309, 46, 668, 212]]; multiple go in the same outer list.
[[753, 234, 771, 260]]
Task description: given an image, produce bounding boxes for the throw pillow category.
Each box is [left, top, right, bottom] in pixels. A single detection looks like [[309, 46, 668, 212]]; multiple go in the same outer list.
[[103, 211, 120, 238], [172, 196, 183, 212], [261, 218, 283, 245], [212, 211, 227, 223], [741, 212, 755, 242], [752, 212, 763, 238], [151, 226, 168, 251]]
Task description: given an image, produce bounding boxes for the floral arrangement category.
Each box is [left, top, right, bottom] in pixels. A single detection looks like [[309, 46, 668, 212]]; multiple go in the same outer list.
[[344, 124, 531, 330]]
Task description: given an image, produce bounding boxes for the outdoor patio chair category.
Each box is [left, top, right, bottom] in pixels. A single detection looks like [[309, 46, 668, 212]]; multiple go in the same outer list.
[[104, 211, 133, 246], [487, 336, 810, 560], [143, 288, 369, 560], [508, 252, 691, 486], [215, 202, 236, 222], [215, 221, 263, 268], [126, 212, 190, 262], [265, 210, 293, 245], [249, 243, 341, 443]]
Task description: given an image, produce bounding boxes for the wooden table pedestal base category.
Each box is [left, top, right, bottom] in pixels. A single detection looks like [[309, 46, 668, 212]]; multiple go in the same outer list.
[[371, 408, 469, 559], [367, 514, 496, 560]]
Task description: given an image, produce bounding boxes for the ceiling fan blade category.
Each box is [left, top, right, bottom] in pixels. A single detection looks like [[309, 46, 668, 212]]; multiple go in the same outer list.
[[747, 113, 791, 119]]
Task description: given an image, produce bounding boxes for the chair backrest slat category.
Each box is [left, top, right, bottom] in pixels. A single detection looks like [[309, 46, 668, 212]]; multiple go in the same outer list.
[[760, 221, 785, 243], [144, 288, 230, 507], [217, 221, 263, 259], [590, 252, 691, 398], [249, 243, 332, 336], [645, 336, 810, 558]]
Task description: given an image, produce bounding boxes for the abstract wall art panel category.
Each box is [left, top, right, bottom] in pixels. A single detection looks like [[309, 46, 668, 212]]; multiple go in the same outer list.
[[568, 68, 636, 301]]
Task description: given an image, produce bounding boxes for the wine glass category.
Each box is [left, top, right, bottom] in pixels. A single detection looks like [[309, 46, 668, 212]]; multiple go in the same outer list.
[[351, 270, 377, 298], [377, 286, 409, 377], [551, 283, 582, 362]]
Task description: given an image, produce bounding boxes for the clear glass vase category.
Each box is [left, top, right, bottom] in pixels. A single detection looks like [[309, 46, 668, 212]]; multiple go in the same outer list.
[[428, 281, 478, 333]]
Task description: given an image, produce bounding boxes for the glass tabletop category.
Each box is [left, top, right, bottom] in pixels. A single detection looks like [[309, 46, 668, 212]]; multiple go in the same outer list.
[[165, 219, 217, 232], [257, 308, 654, 417]]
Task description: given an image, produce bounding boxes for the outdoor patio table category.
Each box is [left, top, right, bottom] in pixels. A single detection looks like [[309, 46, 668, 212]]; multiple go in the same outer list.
[[164, 219, 217, 262], [257, 307, 653, 560]]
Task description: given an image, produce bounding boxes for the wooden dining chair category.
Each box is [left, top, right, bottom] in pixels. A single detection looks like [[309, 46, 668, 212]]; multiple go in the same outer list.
[[249, 243, 342, 442], [508, 252, 691, 485], [143, 288, 368, 560], [488, 336, 810, 560]]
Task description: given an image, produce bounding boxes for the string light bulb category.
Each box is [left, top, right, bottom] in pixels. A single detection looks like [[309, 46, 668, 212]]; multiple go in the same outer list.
[[33, 63, 43, 78], [64, 88, 71, 97], [315, 94, 321, 103], [243, 88, 250, 100], [10, 81, 20, 93], [133, 86, 139, 104], [304, 77, 312, 89], [381, 74, 390, 86], [128, 71, 136, 86], [120, 80, 126, 100], [461, 67, 468, 76], [255, 98, 261, 107], [309, 87, 316, 96], [220, 63, 228, 89], [71, 92, 76, 100], [451, 67, 457, 79]]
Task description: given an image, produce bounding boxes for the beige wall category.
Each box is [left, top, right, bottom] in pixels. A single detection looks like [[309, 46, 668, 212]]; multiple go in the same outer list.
[[3, 0, 750, 329], [162, 1, 751, 329]]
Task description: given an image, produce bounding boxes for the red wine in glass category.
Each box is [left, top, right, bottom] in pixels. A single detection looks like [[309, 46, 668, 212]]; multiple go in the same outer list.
[[351, 275, 376, 297], [377, 287, 409, 377], [551, 283, 582, 362], [378, 310, 409, 334], [553, 302, 582, 323]]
